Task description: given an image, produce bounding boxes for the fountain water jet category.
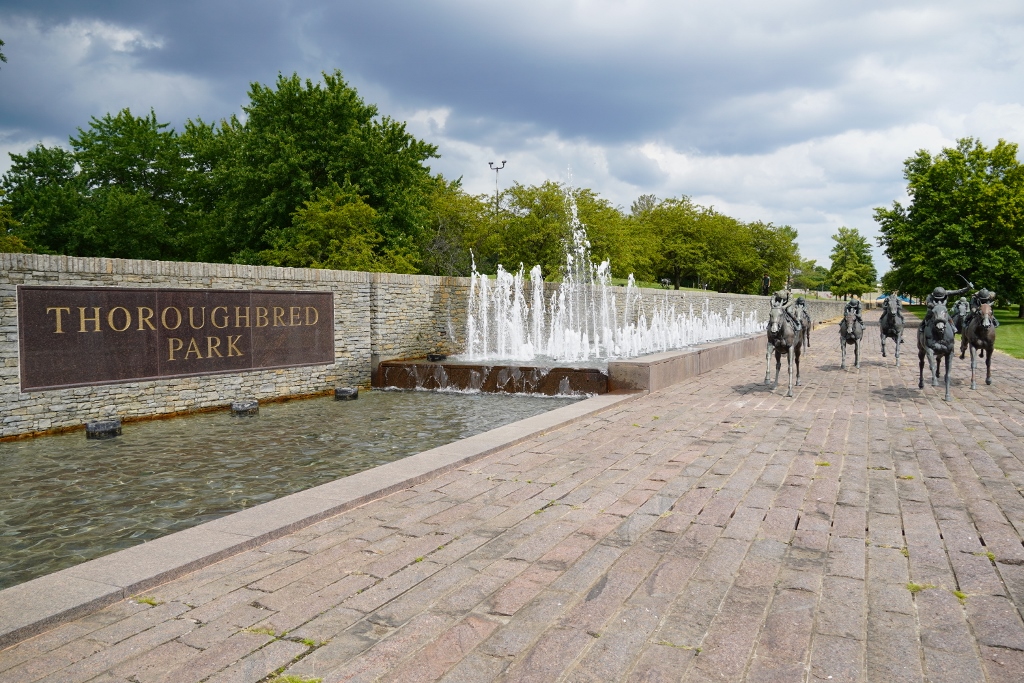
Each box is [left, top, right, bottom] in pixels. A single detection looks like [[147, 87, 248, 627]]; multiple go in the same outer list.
[[463, 187, 761, 364]]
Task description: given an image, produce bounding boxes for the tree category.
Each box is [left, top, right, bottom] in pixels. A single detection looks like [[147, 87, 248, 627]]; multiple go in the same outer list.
[[0, 36, 7, 67], [749, 221, 800, 291], [419, 177, 489, 277], [0, 202, 31, 252], [829, 227, 876, 298], [70, 108, 189, 259], [260, 184, 417, 273], [633, 197, 774, 293], [874, 137, 1024, 310], [792, 257, 829, 292], [0, 145, 84, 254], [207, 70, 439, 264]]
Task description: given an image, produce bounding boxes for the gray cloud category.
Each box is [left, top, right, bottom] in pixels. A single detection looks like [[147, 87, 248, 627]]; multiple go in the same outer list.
[[2, 1, 1024, 267]]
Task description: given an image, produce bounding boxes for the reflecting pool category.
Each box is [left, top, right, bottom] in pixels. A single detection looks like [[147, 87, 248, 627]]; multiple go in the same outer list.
[[0, 390, 579, 590]]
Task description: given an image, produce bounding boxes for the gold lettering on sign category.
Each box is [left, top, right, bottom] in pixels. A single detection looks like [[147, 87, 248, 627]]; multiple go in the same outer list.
[[47, 307, 71, 333], [79, 307, 101, 333], [226, 335, 244, 356], [235, 306, 250, 328], [188, 307, 206, 330], [137, 307, 156, 331], [290, 306, 301, 326], [107, 307, 132, 332], [305, 307, 319, 325], [211, 306, 228, 329], [273, 307, 286, 326], [207, 336, 223, 357], [161, 307, 182, 330], [184, 338, 202, 359], [256, 307, 269, 327], [168, 338, 183, 361]]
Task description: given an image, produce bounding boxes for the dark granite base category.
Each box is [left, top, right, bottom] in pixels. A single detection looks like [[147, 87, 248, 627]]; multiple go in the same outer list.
[[374, 360, 609, 395]]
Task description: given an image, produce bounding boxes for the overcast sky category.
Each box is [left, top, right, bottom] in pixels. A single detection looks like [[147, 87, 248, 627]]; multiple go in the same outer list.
[[2, 1, 1023, 271]]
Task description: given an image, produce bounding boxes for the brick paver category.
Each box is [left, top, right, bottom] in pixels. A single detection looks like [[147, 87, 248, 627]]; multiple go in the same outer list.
[[4, 310, 1024, 682]]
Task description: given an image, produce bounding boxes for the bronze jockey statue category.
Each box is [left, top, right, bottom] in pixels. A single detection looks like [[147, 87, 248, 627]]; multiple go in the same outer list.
[[771, 289, 802, 331], [844, 296, 864, 325], [924, 282, 973, 326], [966, 287, 1000, 328]]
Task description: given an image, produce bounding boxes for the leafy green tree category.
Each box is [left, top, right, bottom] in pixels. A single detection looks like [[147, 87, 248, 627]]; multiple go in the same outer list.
[[874, 137, 1024, 311], [261, 184, 417, 273], [207, 70, 439, 263], [0, 202, 31, 252], [419, 177, 489, 277], [475, 181, 629, 280], [749, 222, 800, 291], [633, 197, 768, 292], [0, 37, 7, 67], [829, 227, 876, 298], [1, 145, 84, 254], [70, 109, 189, 259], [792, 257, 829, 292]]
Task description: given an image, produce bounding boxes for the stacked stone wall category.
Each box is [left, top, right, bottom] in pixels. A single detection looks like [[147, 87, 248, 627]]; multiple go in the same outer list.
[[0, 254, 373, 438]]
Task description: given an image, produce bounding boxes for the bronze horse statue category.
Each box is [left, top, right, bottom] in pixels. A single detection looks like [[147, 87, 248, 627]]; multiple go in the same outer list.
[[799, 304, 812, 348], [918, 303, 955, 401], [960, 301, 996, 389], [951, 297, 970, 334], [838, 307, 864, 369], [879, 293, 904, 366], [765, 305, 802, 397]]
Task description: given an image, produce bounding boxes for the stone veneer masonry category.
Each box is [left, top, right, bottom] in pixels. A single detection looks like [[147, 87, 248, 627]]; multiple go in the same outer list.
[[1, 252, 845, 438]]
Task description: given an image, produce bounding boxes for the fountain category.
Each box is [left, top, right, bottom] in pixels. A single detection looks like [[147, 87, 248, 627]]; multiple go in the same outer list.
[[378, 186, 761, 394]]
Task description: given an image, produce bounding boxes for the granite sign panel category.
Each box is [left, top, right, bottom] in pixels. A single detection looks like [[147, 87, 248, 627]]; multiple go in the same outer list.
[[17, 286, 335, 391]]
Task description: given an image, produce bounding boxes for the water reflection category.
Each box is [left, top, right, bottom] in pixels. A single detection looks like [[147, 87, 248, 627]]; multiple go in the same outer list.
[[0, 390, 578, 590]]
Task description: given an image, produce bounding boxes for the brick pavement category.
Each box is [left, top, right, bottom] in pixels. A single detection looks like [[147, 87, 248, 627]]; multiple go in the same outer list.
[[3, 310, 1024, 682]]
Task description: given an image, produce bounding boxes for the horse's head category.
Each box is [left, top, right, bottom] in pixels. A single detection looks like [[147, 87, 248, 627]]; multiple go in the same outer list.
[[768, 305, 784, 334], [931, 304, 950, 333], [884, 293, 900, 314], [844, 308, 858, 326], [979, 302, 994, 328]]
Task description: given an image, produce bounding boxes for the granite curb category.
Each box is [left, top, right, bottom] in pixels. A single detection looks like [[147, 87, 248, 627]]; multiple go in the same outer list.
[[0, 388, 643, 650]]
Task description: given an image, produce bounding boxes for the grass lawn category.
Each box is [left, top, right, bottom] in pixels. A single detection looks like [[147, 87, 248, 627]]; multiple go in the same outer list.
[[905, 304, 1024, 359]]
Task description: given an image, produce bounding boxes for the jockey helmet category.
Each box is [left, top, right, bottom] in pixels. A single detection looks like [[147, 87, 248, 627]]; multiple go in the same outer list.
[[931, 286, 947, 300], [978, 287, 992, 301], [796, 297, 805, 305]]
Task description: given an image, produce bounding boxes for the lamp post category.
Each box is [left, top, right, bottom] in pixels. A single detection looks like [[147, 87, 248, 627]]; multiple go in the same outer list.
[[489, 161, 506, 215]]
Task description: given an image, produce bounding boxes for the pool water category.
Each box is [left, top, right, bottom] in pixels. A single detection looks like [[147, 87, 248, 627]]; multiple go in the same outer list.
[[0, 390, 579, 590]]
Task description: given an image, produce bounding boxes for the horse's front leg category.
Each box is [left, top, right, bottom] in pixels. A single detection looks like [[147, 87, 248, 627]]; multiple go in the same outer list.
[[969, 344, 977, 390], [765, 341, 773, 385], [854, 339, 861, 369], [795, 343, 802, 386], [986, 343, 993, 385], [960, 332, 968, 359], [841, 339, 847, 370], [774, 348, 782, 388], [895, 332, 901, 367], [943, 352, 952, 401], [786, 346, 794, 397], [918, 347, 926, 389], [928, 349, 939, 386], [880, 332, 887, 357]]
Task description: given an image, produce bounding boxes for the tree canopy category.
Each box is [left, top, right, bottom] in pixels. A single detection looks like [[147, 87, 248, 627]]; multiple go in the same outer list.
[[828, 227, 877, 298], [875, 137, 1024, 302], [1, 69, 804, 292]]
